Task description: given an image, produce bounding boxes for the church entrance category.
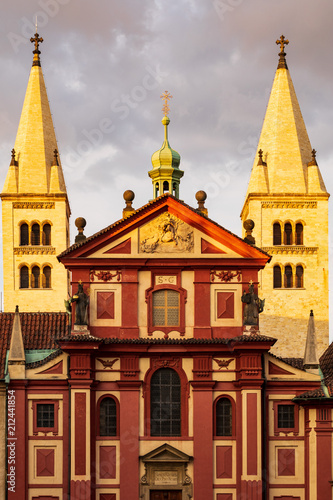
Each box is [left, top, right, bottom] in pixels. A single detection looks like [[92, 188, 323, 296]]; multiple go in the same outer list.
[[150, 491, 182, 500]]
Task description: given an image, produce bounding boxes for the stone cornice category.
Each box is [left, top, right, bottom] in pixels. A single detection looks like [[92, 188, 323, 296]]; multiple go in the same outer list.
[[262, 246, 318, 255], [14, 246, 56, 255], [13, 201, 55, 209], [261, 201, 317, 209]]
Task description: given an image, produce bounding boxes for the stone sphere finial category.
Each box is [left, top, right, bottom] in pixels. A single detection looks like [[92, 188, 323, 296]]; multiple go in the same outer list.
[[243, 219, 255, 245], [75, 217, 87, 243], [123, 190, 135, 202], [195, 190, 208, 217]]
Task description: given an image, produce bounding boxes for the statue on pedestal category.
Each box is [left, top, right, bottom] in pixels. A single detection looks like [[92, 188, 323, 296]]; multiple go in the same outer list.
[[241, 282, 265, 326]]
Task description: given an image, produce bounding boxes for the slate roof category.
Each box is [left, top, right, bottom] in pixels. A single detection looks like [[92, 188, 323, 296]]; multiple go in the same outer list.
[[58, 193, 271, 259], [0, 312, 68, 379]]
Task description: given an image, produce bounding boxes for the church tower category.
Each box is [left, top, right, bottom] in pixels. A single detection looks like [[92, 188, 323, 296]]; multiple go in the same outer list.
[[148, 91, 183, 199], [0, 32, 70, 312], [241, 36, 329, 357]]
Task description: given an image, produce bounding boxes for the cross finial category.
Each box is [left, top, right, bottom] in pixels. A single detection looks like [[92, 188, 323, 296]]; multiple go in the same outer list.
[[308, 148, 318, 167], [160, 91, 173, 116], [276, 35, 289, 69], [276, 35, 289, 52], [30, 32, 43, 67], [10, 148, 17, 166], [53, 149, 59, 166]]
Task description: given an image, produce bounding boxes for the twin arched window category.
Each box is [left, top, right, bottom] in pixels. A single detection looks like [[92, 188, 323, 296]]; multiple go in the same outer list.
[[273, 222, 303, 246], [20, 265, 52, 289], [20, 222, 51, 246], [273, 265, 304, 289]]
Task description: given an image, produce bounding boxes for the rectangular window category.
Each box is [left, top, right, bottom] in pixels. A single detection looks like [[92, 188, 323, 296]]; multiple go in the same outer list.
[[37, 403, 55, 428], [277, 404, 294, 429]]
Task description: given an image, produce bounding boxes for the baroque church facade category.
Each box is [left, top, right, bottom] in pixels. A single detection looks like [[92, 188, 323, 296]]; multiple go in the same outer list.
[[0, 33, 332, 500]]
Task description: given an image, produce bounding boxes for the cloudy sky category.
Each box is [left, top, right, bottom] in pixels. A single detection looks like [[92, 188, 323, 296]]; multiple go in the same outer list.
[[0, 0, 333, 313]]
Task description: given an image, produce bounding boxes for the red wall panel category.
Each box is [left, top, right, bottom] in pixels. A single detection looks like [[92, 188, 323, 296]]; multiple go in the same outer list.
[[247, 393, 258, 475], [74, 392, 86, 475], [36, 448, 54, 476], [99, 446, 116, 479], [216, 446, 233, 478]]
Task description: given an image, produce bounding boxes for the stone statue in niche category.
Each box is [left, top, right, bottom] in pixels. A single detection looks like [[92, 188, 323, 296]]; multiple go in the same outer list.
[[241, 282, 265, 326], [140, 212, 194, 253], [73, 282, 89, 325]]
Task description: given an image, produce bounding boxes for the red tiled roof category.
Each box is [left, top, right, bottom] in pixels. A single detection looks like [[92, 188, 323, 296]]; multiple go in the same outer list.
[[0, 312, 68, 379]]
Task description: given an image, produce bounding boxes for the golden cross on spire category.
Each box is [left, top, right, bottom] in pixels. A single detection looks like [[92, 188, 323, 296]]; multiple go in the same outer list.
[[30, 32, 43, 67], [276, 35, 289, 53], [160, 91, 173, 116]]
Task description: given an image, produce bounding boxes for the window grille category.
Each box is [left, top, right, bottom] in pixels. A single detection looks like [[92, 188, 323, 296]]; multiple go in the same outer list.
[[216, 398, 232, 436], [36, 403, 54, 428], [277, 404, 294, 428], [99, 397, 117, 436], [153, 290, 179, 327], [150, 368, 181, 436]]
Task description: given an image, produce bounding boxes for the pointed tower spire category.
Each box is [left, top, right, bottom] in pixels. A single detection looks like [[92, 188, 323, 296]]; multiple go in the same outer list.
[[241, 37, 329, 358], [0, 33, 70, 312], [303, 310, 319, 373], [148, 91, 183, 199], [8, 306, 25, 379]]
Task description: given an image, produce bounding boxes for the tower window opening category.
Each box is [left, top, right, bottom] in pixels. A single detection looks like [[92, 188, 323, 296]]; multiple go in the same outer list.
[[295, 223, 303, 245], [20, 266, 29, 289], [42, 223, 51, 245], [296, 265, 304, 288], [31, 266, 40, 288], [163, 181, 169, 193], [155, 182, 159, 198], [284, 265, 293, 288], [31, 223, 40, 245], [284, 223, 293, 245], [20, 223, 29, 246], [42, 266, 51, 288], [273, 265, 282, 288], [273, 223, 282, 245]]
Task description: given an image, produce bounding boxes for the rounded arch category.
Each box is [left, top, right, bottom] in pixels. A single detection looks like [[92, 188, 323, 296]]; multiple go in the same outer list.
[[284, 264, 293, 288], [96, 394, 119, 437], [42, 221, 52, 246], [19, 221, 29, 246], [19, 264, 29, 289], [273, 264, 282, 289], [31, 222, 41, 245], [42, 265, 52, 289], [283, 221, 293, 245], [295, 221, 304, 245], [31, 264, 41, 288], [143, 362, 189, 437], [273, 221, 282, 246], [213, 395, 236, 438], [295, 264, 304, 288]]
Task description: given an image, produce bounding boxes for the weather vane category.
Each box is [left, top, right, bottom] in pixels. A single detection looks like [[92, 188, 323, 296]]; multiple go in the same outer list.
[[276, 35, 289, 53], [160, 91, 173, 116]]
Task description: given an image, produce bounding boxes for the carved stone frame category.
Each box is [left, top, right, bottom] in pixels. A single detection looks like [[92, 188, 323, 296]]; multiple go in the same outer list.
[[140, 443, 193, 499]]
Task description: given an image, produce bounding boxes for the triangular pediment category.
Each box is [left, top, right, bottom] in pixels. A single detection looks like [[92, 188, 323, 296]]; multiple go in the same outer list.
[[141, 443, 191, 463], [59, 195, 269, 263]]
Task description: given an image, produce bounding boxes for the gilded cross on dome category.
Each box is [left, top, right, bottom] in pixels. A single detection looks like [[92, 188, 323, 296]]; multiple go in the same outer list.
[[276, 35, 289, 53], [160, 91, 173, 116]]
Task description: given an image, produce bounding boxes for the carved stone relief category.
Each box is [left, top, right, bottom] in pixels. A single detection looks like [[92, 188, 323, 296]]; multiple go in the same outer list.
[[140, 213, 194, 253]]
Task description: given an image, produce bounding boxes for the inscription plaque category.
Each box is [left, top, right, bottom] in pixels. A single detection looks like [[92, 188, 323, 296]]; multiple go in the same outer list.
[[154, 470, 178, 485]]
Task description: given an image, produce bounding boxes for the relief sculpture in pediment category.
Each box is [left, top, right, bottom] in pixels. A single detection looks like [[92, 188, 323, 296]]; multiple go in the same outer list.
[[140, 213, 194, 253]]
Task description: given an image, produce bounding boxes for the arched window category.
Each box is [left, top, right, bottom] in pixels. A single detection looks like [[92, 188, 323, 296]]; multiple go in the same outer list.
[[20, 266, 29, 288], [284, 223, 293, 245], [284, 265, 293, 288], [31, 266, 40, 288], [31, 223, 40, 245], [150, 368, 181, 437], [273, 223, 282, 245], [295, 223, 303, 245], [20, 223, 29, 245], [163, 181, 169, 193], [296, 266, 304, 288], [155, 182, 159, 198], [152, 290, 180, 327], [215, 398, 232, 436], [42, 266, 51, 288], [99, 397, 117, 436], [273, 265, 282, 288], [42, 224, 51, 245]]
